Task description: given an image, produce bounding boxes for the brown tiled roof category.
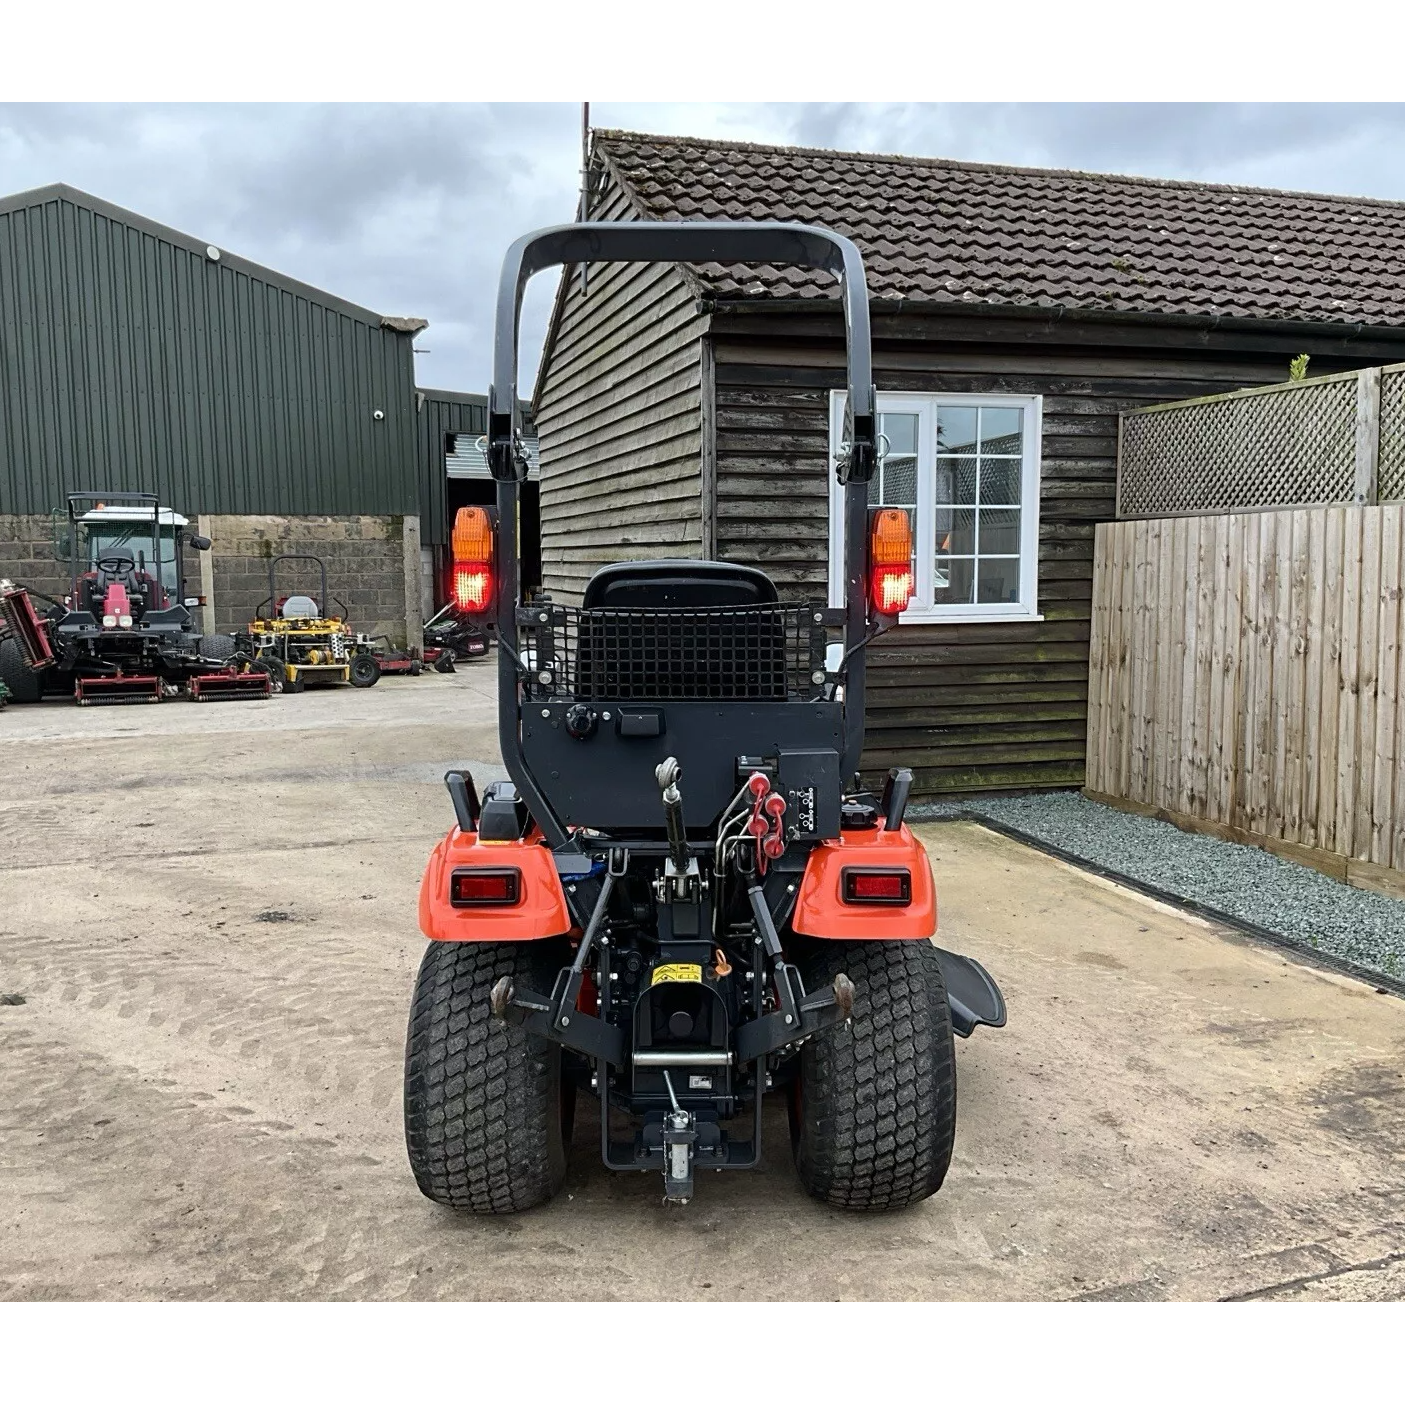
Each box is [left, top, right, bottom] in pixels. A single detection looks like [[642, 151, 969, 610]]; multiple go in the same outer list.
[[594, 129, 1405, 329]]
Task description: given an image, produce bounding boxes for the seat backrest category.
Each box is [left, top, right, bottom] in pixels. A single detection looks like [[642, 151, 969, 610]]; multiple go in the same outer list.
[[282, 594, 321, 619], [575, 560, 788, 702], [581, 559, 778, 610]]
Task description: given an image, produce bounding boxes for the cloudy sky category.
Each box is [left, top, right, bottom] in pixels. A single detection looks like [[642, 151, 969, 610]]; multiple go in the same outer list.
[[4, 102, 1405, 391]]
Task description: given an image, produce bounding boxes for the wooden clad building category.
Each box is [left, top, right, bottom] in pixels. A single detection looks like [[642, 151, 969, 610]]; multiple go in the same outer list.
[[533, 130, 1405, 798]]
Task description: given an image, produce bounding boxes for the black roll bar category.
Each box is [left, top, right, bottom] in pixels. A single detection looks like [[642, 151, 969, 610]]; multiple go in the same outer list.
[[266, 555, 330, 618], [487, 221, 880, 849]]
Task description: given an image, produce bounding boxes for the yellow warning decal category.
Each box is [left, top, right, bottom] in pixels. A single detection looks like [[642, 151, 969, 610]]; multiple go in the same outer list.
[[651, 963, 703, 986]]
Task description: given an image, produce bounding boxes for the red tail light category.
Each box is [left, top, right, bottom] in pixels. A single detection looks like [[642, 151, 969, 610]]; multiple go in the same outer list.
[[450, 867, 521, 906], [871, 565, 914, 616], [841, 867, 912, 905], [869, 508, 914, 617], [452, 565, 493, 612]]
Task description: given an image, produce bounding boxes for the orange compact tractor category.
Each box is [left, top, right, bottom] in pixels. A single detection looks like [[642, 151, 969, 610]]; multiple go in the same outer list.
[[403, 222, 1005, 1212]]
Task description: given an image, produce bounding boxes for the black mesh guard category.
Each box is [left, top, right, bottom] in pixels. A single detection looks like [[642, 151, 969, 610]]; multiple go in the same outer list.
[[519, 603, 831, 703]]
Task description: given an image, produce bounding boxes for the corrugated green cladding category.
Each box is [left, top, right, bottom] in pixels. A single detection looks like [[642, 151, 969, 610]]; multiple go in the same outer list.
[[0, 185, 419, 519], [416, 387, 486, 545]]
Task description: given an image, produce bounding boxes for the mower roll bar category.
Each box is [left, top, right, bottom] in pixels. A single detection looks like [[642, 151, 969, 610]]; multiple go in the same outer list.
[[488, 221, 877, 485], [263, 555, 331, 618], [488, 221, 881, 851]]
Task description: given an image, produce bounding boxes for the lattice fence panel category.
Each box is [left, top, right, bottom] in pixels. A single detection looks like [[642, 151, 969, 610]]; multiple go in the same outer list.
[[1379, 366, 1405, 503], [1119, 375, 1358, 517]]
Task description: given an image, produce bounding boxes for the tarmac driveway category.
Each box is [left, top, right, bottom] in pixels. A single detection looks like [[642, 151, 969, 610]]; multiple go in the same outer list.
[[1, 671, 1403, 1300]]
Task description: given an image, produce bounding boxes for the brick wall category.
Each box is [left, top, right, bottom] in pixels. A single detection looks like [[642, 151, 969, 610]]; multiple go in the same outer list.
[[0, 514, 71, 604], [0, 512, 417, 648], [202, 514, 413, 645]]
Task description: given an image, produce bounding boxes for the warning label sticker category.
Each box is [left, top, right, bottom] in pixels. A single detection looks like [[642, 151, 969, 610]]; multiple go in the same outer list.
[[650, 963, 703, 986]]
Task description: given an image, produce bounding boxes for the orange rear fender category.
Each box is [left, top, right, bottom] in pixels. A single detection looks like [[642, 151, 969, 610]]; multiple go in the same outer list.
[[418, 828, 573, 942], [791, 823, 937, 940]]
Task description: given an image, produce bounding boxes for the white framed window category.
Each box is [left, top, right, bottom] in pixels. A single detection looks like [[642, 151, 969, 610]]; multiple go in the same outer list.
[[828, 390, 1043, 623]]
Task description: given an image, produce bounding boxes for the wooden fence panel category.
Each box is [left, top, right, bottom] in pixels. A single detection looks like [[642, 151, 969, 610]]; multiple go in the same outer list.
[[1088, 504, 1405, 891]]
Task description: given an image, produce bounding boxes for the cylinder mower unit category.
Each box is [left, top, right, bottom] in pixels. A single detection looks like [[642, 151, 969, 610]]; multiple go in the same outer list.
[[403, 221, 1006, 1217], [239, 555, 381, 692], [1, 494, 271, 706], [0, 579, 56, 708], [369, 637, 425, 677]]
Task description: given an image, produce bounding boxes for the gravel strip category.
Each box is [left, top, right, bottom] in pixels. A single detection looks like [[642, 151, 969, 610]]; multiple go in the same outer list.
[[912, 790, 1405, 982]]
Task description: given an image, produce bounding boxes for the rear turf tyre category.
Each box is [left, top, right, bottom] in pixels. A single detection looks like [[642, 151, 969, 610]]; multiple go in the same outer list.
[[788, 939, 957, 1211], [197, 632, 238, 662], [0, 638, 42, 703], [404, 937, 572, 1213], [349, 653, 380, 688]]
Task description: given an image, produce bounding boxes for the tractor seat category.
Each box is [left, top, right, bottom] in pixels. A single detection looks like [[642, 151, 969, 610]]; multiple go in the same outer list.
[[581, 560, 778, 611], [82, 556, 140, 614], [281, 595, 321, 620], [95, 555, 139, 591], [576, 560, 787, 702]]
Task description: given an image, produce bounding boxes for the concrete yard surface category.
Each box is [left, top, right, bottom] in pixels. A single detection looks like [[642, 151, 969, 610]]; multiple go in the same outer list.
[[1, 674, 1403, 1301]]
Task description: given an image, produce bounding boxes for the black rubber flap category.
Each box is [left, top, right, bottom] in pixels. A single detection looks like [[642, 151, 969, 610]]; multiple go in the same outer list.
[[935, 948, 1008, 1038]]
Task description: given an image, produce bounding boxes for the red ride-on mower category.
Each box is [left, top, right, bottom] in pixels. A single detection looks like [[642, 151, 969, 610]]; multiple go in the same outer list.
[[403, 222, 1005, 1213], [1, 494, 271, 705]]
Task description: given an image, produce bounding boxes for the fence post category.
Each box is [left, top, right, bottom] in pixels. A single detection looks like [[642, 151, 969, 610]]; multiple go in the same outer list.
[[1355, 367, 1382, 505], [1115, 412, 1126, 518]]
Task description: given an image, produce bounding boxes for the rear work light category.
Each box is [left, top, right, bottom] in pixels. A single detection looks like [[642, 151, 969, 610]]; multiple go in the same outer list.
[[869, 508, 914, 617], [841, 867, 912, 906], [450, 867, 522, 906]]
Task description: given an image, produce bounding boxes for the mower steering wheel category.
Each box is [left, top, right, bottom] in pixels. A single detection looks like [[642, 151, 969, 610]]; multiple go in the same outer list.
[[95, 554, 136, 574]]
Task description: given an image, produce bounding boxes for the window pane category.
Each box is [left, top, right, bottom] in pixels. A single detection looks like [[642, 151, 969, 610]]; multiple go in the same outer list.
[[979, 406, 1023, 454], [884, 456, 918, 507], [979, 507, 1021, 555], [934, 557, 975, 605], [978, 458, 1022, 505], [872, 412, 918, 509], [934, 456, 977, 506], [880, 411, 918, 457], [934, 508, 975, 558], [977, 557, 1021, 605], [936, 407, 977, 455]]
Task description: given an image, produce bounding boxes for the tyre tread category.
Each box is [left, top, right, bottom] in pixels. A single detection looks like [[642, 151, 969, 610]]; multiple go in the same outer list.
[[403, 939, 568, 1213], [791, 940, 957, 1212]]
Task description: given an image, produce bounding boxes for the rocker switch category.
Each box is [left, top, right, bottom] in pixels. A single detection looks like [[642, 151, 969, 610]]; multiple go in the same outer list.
[[564, 704, 598, 740]]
